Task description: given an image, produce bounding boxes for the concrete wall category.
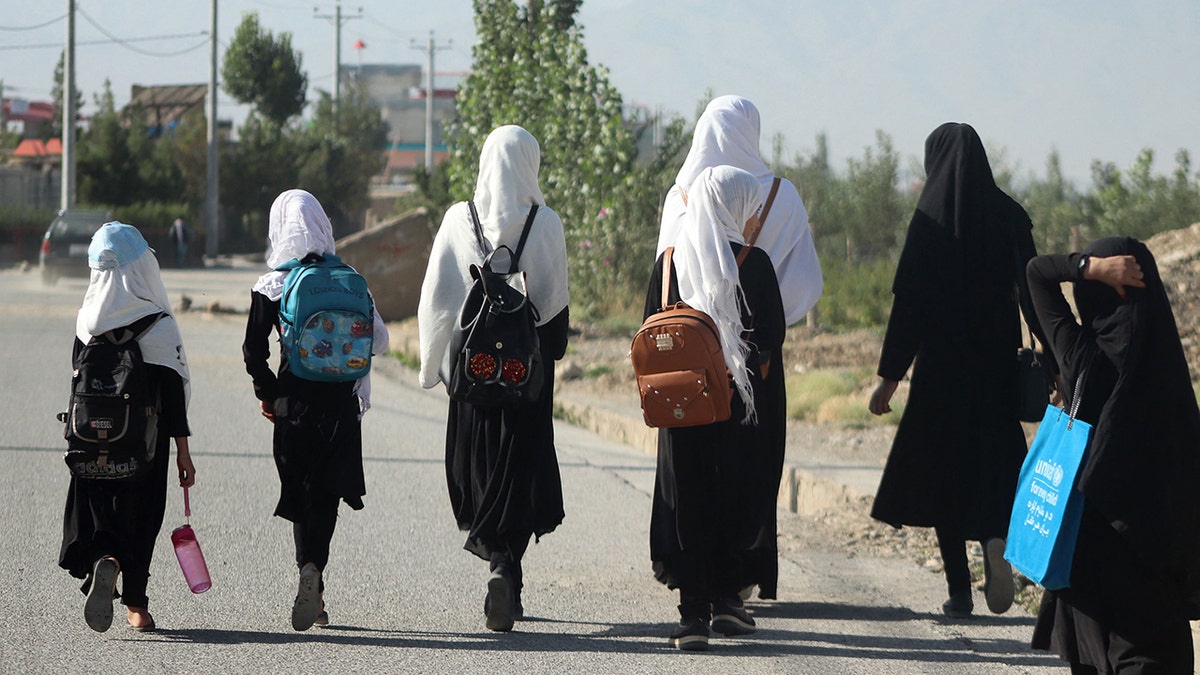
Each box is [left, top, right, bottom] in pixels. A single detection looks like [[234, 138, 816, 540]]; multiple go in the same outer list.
[[335, 207, 434, 322]]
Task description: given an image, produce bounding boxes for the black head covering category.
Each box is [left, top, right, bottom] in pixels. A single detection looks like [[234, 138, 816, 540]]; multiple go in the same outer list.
[[1069, 236, 1200, 616], [892, 123, 1032, 308]]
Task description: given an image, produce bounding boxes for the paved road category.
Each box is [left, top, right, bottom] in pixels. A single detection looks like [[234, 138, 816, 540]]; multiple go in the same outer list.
[[0, 266, 1064, 673]]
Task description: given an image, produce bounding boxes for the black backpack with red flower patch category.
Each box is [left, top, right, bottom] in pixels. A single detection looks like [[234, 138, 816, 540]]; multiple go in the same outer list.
[[446, 202, 544, 408]]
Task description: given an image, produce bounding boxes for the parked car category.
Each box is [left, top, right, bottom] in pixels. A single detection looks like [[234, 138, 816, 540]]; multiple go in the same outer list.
[[39, 210, 112, 286]]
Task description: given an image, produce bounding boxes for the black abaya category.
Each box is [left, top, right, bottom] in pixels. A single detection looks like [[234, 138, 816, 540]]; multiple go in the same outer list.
[[243, 291, 367, 522], [645, 244, 785, 597], [445, 307, 569, 561], [1026, 239, 1200, 672], [871, 123, 1046, 542], [59, 353, 190, 609]]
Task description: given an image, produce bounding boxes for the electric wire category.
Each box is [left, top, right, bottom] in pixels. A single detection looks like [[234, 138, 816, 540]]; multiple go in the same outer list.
[[77, 8, 209, 57], [0, 14, 67, 31]]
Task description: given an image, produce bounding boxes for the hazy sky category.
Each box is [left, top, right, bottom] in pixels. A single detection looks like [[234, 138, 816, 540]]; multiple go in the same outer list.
[[2, 1, 1197, 187]]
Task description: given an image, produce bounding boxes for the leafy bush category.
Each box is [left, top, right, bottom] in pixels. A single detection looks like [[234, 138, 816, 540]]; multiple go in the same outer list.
[[0, 205, 57, 231], [816, 255, 897, 329]]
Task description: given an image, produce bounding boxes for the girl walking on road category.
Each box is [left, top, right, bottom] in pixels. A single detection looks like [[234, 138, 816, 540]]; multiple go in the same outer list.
[[658, 95, 822, 601], [417, 125, 570, 633], [243, 189, 390, 631], [647, 165, 786, 651], [60, 222, 196, 633], [868, 122, 1047, 618], [1026, 237, 1200, 672]]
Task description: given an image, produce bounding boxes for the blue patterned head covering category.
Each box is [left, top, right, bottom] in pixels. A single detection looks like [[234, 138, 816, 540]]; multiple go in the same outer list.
[[88, 221, 150, 270]]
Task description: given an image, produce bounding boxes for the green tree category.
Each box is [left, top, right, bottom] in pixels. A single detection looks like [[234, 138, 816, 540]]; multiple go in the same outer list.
[[1081, 149, 1200, 243], [46, 51, 85, 142], [781, 131, 912, 263], [76, 80, 137, 205], [222, 12, 307, 125], [219, 113, 303, 250], [298, 85, 389, 235], [1022, 149, 1084, 253], [447, 0, 640, 316]]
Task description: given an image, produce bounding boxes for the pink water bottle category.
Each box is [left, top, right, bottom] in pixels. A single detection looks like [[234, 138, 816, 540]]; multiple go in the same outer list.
[[171, 487, 212, 594]]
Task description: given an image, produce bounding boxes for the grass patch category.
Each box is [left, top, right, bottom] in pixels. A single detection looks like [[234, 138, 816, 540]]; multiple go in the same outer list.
[[785, 367, 902, 425], [390, 348, 420, 371], [585, 364, 614, 379]]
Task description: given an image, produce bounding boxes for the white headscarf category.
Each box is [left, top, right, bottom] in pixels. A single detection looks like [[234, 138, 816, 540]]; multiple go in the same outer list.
[[672, 165, 762, 422], [417, 125, 569, 389], [659, 95, 824, 325], [252, 189, 389, 416], [252, 189, 338, 301], [75, 222, 190, 405]]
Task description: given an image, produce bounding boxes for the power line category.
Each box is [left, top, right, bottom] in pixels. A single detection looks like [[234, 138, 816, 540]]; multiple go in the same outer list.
[[0, 14, 67, 31], [77, 8, 208, 57], [0, 31, 209, 53]]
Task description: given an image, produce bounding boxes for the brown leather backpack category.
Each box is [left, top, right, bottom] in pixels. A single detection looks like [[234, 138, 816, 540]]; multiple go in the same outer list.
[[631, 178, 782, 428], [631, 247, 735, 428]]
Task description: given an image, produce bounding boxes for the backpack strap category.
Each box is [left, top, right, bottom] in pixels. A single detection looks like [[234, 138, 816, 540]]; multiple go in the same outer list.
[[466, 201, 488, 257], [510, 205, 539, 271], [661, 247, 675, 310], [467, 201, 539, 275], [103, 312, 166, 346], [274, 252, 335, 272], [736, 176, 781, 266]]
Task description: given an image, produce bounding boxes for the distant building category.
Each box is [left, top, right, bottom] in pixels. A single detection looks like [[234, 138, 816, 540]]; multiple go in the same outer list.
[[1, 98, 54, 140], [342, 64, 457, 184]]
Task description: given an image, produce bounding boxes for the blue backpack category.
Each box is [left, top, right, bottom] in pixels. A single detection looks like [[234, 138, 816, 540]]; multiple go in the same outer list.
[[276, 253, 374, 382]]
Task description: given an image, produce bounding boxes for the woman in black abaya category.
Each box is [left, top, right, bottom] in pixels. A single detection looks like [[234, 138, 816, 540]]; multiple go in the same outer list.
[[1026, 237, 1200, 673], [868, 122, 1047, 618]]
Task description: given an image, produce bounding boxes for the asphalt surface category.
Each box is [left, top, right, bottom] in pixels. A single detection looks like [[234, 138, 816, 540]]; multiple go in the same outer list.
[[0, 264, 1065, 673]]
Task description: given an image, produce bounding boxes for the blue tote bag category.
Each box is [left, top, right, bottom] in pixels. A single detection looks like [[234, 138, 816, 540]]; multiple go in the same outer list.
[[1004, 394, 1093, 590]]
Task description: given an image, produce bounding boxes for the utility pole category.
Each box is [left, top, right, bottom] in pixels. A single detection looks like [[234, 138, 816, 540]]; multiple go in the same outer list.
[[205, 0, 219, 258], [61, 0, 77, 212], [314, 4, 362, 120], [410, 30, 452, 172]]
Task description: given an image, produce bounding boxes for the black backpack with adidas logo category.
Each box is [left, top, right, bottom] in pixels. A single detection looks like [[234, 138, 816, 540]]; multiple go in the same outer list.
[[59, 313, 164, 480]]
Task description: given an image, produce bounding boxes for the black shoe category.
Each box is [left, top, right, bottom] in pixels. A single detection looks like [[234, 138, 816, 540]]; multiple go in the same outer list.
[[711, 597, 757, 636], [485, 569, 515, 632], [84, 557, 119, 633], [669, 617, 710, 651], [484, 593, 524, 620], [983, 538, 1014, 614], [942, 590, 973, 618]]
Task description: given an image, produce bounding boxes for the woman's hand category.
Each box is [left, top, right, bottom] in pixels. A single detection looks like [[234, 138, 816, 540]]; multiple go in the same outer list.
[[1050, 373, 1066, 406], [260, 399, 276, 422], [869, 379, 899, 415], [1084, 255, 1146, 299], [175, 436, 196, 488]]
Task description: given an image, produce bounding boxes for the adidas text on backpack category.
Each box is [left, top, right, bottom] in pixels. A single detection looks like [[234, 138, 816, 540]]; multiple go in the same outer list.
[[631, 248, 733, 428], [60, 313, 164, 480], [276, 253, 375, 382]]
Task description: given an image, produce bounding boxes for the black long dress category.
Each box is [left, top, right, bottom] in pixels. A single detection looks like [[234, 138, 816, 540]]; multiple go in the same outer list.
[[445, 307, 569, 561], [741, 337, 786, 599], [243, 291, 366, 521], [646, 244, 786, 599], [871, 123, 1045, 542], [60, 343, 190, 610], [1027, 239, 1200, 673]]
